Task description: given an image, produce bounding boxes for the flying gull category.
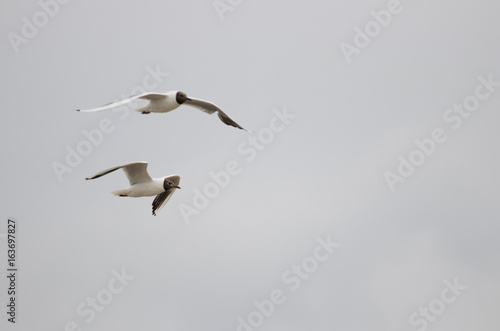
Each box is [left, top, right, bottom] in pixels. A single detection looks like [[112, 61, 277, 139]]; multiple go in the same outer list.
[[85, 161, 180, 216], [77, 91, 250, 131]]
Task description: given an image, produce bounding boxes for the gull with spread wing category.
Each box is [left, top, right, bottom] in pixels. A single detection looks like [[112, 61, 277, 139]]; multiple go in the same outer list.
[[77, 91, 250, 132], [85, 161, 180, 216]]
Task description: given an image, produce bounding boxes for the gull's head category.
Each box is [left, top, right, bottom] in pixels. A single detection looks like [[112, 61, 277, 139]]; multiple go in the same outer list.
[[163, 175, 181, 190], [175, 91, 190, 104]]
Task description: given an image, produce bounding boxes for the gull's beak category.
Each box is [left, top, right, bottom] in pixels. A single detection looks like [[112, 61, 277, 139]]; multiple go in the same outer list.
[[175, 185, 181, 189]]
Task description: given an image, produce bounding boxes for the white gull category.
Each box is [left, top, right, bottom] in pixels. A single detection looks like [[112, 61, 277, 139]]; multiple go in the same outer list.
[[85, 161, 180, 216], [77, 91, 250, 131]]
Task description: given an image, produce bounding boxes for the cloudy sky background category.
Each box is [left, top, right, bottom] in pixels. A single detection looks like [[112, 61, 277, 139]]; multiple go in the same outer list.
[[1, 0, 499, 330]]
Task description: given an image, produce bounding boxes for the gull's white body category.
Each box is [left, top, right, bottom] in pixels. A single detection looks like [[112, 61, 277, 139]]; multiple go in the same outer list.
[[86, 161, 181, 215], [112, 178, 166, 197], [136, 91, 180, 114]]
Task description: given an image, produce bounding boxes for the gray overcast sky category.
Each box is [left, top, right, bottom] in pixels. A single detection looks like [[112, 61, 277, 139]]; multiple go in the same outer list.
[[1, 0, 500, 330]]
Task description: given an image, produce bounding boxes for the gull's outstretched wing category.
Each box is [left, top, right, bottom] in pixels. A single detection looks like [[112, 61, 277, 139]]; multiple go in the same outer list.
[[86, 161, 153, 185], [77, 93, 167, 112], [152, 188, 176, 216], [183, 97, 251, 132]]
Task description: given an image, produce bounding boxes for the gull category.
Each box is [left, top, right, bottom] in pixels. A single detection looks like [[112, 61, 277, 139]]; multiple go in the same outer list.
[[77, 91, 251, 131], [85, 161, 180, 216]]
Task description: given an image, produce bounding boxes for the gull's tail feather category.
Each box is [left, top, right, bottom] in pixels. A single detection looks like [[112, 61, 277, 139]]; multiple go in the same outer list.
[[111, 189, 129, 197], [136, 106, 149, 114]]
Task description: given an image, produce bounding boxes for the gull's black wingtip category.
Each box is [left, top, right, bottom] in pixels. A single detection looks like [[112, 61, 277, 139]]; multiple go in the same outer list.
[[76, 109, 81, 112]]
